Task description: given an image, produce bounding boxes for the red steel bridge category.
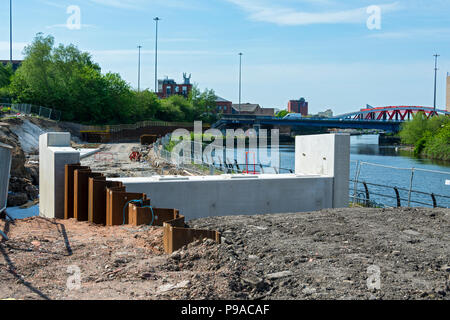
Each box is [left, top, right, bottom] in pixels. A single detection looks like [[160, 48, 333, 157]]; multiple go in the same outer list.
[[213, 106, 450, 133], [335, 106, 450, 121]]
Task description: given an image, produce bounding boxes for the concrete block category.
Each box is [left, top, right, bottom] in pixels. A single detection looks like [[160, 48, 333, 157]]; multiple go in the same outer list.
[[111, 174, 334, 220], [295, 133, 350, 208], [39, 133, 80, 219], [0, 142, 13, 212]]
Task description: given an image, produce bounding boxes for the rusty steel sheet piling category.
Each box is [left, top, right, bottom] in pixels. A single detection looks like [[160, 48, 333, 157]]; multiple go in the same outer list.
[[106, 188, 147, 226], [163, 222, 221, 254], [74, 169, 103, 221], [64, 164, 89, 219], [128, 204, 183, 227], [88, 178, 123, 225]]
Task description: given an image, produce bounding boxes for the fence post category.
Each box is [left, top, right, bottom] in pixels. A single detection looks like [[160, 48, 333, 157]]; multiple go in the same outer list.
[[394, 187, 401, 207], [407, 168, 415, 207], [353, 161, 361, 203], [363, 182, 370, 206], [431, 193, 437, 208]]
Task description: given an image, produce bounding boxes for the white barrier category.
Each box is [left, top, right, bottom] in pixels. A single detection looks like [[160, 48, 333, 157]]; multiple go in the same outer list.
[[39, 133, 80, 219], [0, 142, 13, 213]]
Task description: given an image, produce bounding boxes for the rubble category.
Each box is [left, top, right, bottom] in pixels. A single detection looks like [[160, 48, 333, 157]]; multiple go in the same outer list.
[[0, 207, 448, 300]]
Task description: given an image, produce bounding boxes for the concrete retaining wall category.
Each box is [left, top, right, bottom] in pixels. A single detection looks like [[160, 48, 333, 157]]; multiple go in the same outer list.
[[112, 134, 350, 220], [39, 133, 80, 219], [111, 174, 334, 220], [0, 142, 13, 212]]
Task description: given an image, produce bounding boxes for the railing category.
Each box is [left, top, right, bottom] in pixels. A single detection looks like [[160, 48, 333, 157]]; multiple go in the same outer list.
[[0, 103, 62, 121], [154, 136, 450, 208], [350, 160, 450, 208]]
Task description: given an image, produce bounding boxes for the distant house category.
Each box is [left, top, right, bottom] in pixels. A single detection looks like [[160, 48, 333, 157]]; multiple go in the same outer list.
[[231, 103, 275, 116], [0, 60, 23, 71], [215, 96, 232, 114], [156, 73, 193, 99]]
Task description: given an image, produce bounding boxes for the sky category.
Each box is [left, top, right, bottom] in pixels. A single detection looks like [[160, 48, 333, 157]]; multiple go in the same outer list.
[[1, 0, 450, 115]]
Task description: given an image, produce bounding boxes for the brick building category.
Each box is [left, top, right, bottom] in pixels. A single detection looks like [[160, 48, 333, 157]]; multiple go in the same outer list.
[[157, 73, 192, 99], [215, 96, 232, 114], [232, 103, 275, 116], [288, 98, 309, 116]]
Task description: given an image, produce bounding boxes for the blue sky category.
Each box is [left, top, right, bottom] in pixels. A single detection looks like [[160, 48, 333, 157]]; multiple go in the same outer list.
[[1, 0, 450, 115]]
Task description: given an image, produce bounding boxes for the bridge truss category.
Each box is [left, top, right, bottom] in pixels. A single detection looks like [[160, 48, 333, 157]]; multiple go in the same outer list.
[[336, 106, 450, 121]]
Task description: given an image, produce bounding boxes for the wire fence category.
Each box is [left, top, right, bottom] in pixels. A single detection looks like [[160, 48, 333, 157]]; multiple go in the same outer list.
[[0, 103, 62, 121]]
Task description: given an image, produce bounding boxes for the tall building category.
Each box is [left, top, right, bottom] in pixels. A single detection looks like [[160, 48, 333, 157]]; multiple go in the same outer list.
[[447, 73, 450, 112], [288, 98, 308, 116], [157, 73, 192, 99]]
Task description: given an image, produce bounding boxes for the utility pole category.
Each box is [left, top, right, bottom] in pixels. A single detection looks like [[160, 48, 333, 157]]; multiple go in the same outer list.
[[433, 53, 440, 111], [137, 45, 142, 92], [10, 0, 13, 63], [239, 53, 243, 114], [154, 17, 161, 93]]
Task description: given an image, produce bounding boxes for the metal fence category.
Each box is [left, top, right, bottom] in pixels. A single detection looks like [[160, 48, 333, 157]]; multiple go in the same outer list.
[[0, 103, 62, 121], [350, 160, 450, 208]]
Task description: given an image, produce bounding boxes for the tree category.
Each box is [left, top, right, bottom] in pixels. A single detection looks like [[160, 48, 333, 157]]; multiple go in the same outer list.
[[0, 63, 13, 88], [9, 33, 137, 124], [189, 84, 217, 123], [133, 90, 160, 121]]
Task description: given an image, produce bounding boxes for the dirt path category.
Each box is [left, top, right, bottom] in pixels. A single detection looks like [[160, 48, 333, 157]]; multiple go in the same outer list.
[[0, 207, 449, 300], [80, 143, 160, 178]]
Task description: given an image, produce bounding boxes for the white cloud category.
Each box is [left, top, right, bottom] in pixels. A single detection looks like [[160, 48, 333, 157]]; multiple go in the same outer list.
[[226, 0, 401, 26], [367, 28, 450, 40]]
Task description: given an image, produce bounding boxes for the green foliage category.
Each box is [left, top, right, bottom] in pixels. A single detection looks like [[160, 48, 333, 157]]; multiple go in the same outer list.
[[423, 123, 450, 161], [400, 113, 450, 160], [4, 33, 222, 125], [0, 63, 13, 88], [276, 110, 289, 118]]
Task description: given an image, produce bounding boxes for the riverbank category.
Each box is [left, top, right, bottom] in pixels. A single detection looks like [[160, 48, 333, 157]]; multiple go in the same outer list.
[[1, 207, 448, 300]]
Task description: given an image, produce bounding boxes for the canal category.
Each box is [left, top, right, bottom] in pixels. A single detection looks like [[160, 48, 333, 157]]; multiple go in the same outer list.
[[274, 135, 450, 208]]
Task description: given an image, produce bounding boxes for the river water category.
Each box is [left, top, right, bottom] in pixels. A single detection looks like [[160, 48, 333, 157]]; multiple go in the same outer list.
[[273, 135, 450, 208]]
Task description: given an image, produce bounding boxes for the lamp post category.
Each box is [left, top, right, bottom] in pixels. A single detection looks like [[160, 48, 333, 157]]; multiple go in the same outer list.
[[433, 54, 440, 111], [154, 17, 161, 93], [137, 45, 142, 92], [238, 52, 243, 114], [10, 0, 13, 63]]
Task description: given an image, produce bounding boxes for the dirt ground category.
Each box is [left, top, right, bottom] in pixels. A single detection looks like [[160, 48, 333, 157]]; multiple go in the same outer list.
[[0, 207, 449, 300]]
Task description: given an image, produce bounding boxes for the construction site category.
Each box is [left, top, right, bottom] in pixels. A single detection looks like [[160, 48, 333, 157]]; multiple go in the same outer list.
[[0, 116, 449, 300]]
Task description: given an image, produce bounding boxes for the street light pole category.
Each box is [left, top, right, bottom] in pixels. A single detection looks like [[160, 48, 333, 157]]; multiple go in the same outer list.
[[239, 52, 243, 114], [154, 17, 161, 93], [137, 45, 142, 93], [433, 54, 440, 111], [10, 0, 13, 63]]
